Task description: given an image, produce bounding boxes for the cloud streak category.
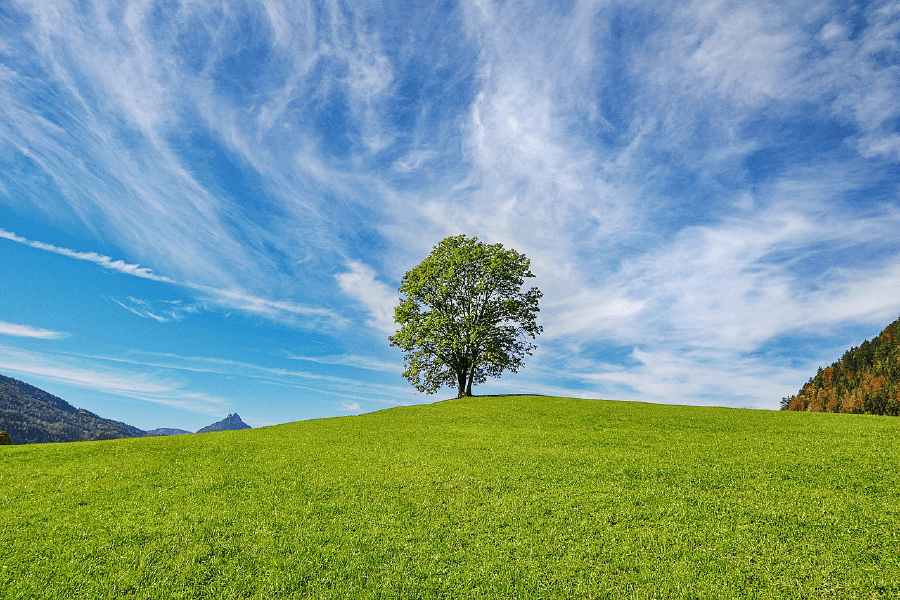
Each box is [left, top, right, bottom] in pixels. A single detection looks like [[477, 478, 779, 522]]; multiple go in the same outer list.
[[0, 320, 68, 340], [286, 352, 401, 373], [0, 228, 344, 328], [0, 345, 229, 415], [108, 297, 198, 323], [66, 350, 414, 405], [0, 228, 174, 283]]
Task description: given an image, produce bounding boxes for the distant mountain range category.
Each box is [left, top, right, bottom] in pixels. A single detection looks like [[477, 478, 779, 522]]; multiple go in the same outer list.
[[0, 374, 250, 444], [144, 427, 193, 437], [783, 316, 900, 414]]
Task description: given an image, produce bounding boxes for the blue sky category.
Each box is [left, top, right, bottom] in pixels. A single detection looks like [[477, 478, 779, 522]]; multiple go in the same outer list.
[[1, 0, 898, 431]]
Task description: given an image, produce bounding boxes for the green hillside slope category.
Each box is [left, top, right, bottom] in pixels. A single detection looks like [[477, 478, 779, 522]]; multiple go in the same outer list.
[[2, 396, 899, 598]]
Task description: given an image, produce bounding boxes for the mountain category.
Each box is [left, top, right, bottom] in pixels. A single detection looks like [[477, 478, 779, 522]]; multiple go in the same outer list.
[[144, 428, 192, 437], [0, 374, 254, 444], [0, 374, 144, 444], [783, 316, 900, 414], [196, 413, 251, 433]]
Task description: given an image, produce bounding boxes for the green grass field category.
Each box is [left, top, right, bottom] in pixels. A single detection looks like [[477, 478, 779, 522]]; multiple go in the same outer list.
[[3, 395, 899, 598]]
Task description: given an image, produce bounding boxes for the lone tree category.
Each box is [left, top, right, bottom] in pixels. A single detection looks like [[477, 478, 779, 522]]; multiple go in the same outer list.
[[389, 234, 542, 398]]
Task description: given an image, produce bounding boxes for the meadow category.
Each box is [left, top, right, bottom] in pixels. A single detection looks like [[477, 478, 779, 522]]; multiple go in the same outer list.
[[2, 395, 899, 598]]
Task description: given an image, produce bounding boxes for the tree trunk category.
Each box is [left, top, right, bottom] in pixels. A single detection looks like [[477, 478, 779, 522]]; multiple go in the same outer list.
[[457, 369, 467, 398], [465, 355, 476, 396]]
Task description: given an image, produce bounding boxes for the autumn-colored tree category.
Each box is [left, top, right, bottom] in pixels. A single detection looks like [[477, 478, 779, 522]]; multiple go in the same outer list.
[[783, 316, 900, 415]]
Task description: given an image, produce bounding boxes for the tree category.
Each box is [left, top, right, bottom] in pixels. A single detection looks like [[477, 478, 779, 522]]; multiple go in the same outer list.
[[389, 234, 542, 398], [0, 430, 11, 445]]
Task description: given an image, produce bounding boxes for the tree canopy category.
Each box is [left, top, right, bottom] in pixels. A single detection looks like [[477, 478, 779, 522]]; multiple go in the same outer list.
[[389, 235, 542, 398], [783, 316, 900, 414]]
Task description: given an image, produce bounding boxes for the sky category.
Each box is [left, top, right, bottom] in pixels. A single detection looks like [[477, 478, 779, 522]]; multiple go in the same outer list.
[[0, 0, 898, 431]]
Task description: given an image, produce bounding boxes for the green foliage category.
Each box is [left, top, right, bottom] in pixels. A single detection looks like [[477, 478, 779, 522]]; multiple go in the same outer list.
[[785, 316, 900, 414], [389, 235, 542, 397], [0, 430, 11, 445], [2, 396, 899, 598]]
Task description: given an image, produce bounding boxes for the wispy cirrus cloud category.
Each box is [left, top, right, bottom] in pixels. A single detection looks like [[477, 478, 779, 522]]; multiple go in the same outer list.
[[0, 228, 174, 282], [570, 347, 811, 410], [0, 345, 229, 415], [194, 285, 345, 326], [1, 229, 344, 328], [335, 261, 398, 335], [108, 297, 198, 323], [285, 352, 400, 373], [0, 320, 68, 340], [69, 350, 414, 405]]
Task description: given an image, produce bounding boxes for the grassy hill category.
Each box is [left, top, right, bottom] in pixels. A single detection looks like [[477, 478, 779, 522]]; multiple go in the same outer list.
[[2, 395, 899, 598]]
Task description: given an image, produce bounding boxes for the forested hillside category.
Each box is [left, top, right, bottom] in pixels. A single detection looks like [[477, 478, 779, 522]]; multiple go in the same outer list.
[[784, 317, 900, 414], [0, 375, 144, 444]]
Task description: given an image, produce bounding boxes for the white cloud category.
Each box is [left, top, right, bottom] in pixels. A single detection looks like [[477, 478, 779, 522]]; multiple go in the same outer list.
[[393, 149, 438, 173], [108, 297, 199, 323], [813, 3, 900, 160], [818, 21, 846, 44], [0, 321, 68, 340], [0, 229, 174, 283], [0, 345, 229, 415], [335, 261, 399, 335], [543, 296, 646, 340], [286, 353, 400, 373], [572, 347, 810, 410], [341, 400, 362, 412], [0, 229, 344, 329], [75, 350, 415, 404], [191, 285, 346, 327], [679, 6, 802, 105], [611, 203, 900, 349]]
